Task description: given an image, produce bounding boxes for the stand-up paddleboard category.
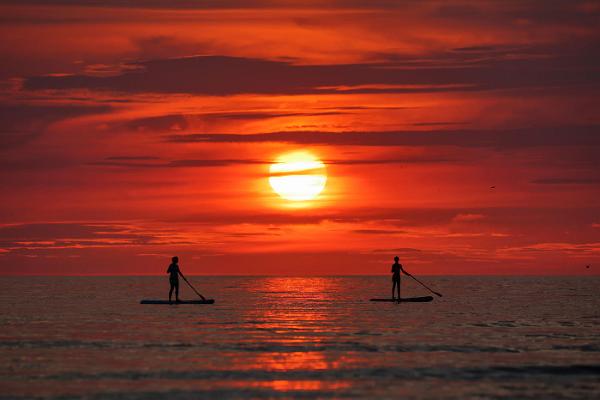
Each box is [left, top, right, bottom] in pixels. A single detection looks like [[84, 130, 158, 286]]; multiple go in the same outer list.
[[370, 296, 433, 303], [140, 299, 215, 304]]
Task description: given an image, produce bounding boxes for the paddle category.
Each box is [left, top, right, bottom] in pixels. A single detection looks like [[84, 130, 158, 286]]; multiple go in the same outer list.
[[180, 274, 206, 301], [408, 274, 443, 297]]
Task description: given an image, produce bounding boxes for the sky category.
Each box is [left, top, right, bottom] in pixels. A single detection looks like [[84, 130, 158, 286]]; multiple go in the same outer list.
[[0, 0, 599, 275]]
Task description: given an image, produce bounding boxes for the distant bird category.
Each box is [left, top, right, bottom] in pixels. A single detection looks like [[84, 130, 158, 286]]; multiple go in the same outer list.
[[586, 265, 590, 269], [490, 186, 496, 189]]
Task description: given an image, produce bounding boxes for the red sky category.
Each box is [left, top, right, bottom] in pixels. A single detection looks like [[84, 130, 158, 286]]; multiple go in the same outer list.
[[1, 0, 599, 275]]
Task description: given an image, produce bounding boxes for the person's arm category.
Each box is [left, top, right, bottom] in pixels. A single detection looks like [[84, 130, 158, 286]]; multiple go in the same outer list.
[[167, 265, 172, 274], [178, 268, 186, 280], [401, 265, 411, 276]]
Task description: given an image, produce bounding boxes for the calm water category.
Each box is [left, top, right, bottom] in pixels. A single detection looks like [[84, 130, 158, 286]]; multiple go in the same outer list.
[[0, 276, 599, 399]]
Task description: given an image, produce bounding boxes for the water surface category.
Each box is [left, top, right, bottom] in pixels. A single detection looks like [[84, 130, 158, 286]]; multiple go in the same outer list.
[[1, 276, 598, 399]]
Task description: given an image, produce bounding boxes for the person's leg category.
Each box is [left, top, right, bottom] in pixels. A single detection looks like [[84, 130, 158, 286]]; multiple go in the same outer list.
[[169, 283, 174, 302], [175, 282, 180, 301], [392, 280, 397, 299], [396, 279, 401, 300]]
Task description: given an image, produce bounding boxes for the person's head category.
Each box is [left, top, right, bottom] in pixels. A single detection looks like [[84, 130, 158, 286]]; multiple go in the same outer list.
[[172, 256, 179, 264], [394, 256, 399, 263]]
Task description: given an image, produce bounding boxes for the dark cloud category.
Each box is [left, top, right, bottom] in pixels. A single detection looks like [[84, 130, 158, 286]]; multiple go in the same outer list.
[[325, 157, 458, 165], [0, 0, 261, 9], [89, 158, 266, 169], [372, 247, 422, 254], [167, 159, 264, 167], [23, 47, 600, 95], [165, 207, 600, 246], [201, 111, 347, 120], [434, 0, 600, 26], [86, 160, 161, 168], [166, 126, 600, 149], [531, 178, 600, 184], [164, 208, 462, 226], [411, 122, 466, 127], [131, 36, 208, 60], [1, 0, 254, 9], [452, 46, 499, 53], [123, 111, 348, 132], [0, 156, 78, 171], [352, 229, 408, 235], [0, 222, 193, 253], [0, 223, 146, 241], [433, 4, 485, 20], [10, 0, 597, 15], [0, 103, 110, 149], [167, 210, 397, 226], [316, 105, 415, 111], [90, 155, 454, 169], [105, 156, 160, 161], [0, 1, 503, 10], [127, 115, 188, 132]]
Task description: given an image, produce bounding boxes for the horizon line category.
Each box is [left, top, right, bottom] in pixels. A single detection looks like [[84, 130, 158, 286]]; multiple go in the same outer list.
[[1, 273, 597, 277]]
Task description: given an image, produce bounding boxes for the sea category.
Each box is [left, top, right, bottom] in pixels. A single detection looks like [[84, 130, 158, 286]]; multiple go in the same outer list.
[[1, 276, 599, 399]]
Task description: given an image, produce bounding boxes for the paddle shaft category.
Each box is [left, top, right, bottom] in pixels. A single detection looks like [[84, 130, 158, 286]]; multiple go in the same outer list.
[[180, 275, 206, 300], [408, 274, 442, 297]]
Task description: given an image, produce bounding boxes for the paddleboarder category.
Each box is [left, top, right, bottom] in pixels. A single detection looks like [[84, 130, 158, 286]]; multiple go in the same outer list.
[[392, 256, 411, 300], [167, 256, 183, 303]]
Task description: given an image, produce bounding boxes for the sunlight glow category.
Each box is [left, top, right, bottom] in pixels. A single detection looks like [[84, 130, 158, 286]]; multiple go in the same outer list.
[[269, 151, 327, 201]]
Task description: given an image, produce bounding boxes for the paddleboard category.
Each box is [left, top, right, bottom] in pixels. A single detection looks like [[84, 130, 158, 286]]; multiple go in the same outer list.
[[370, 296, 433, 303], [140, 299, 215, 304]]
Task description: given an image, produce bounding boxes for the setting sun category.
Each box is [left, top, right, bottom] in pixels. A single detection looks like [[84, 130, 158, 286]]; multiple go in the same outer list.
[[269, 151, 327, 201]]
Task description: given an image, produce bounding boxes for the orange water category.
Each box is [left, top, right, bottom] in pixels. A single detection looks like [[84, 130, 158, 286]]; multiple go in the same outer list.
[[1, 276, 599, 398]]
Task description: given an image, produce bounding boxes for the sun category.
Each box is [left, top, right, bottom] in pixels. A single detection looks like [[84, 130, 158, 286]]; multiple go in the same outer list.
[[269, 151, 327, 201]]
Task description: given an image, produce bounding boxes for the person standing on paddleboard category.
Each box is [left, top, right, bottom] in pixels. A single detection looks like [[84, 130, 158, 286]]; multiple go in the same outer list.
[[167, 256, 184, 303], [392, 256, 411, 300]]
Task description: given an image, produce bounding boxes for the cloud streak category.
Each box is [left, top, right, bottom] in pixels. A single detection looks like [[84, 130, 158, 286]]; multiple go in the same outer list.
[[166, 126, 600, 149], [0, 222, 194, 253], [90, 155, 459, 169], [0, 103, 110, 149], [24, 48, 600, 95], [531, 178, 600, 185]]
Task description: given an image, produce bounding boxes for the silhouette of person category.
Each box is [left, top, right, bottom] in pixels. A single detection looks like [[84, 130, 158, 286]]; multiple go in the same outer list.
[[392, 256, 411, 300], [167, 256, 184, 303]]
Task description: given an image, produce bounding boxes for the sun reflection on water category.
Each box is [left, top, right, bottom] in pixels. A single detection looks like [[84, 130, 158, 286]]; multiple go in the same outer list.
[[229, 276, 359, 390]]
